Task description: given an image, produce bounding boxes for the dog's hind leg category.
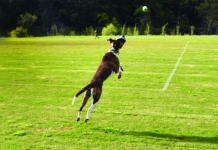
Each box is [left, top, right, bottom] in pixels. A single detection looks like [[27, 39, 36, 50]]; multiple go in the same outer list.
[[85, 86, 102, 123], [72, 83, 93, 105], [76, 89, 91, 122]]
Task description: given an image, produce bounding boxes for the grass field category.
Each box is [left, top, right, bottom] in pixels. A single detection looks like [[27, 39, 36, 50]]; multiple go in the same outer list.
[[0, 36, 218, 149]]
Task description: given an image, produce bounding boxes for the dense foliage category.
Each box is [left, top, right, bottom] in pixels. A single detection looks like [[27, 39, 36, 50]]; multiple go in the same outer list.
[[0, 0, 217, 36]]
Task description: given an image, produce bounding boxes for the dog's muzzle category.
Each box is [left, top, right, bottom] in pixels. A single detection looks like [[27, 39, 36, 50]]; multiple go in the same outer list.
[[116, 35, 126, 43]]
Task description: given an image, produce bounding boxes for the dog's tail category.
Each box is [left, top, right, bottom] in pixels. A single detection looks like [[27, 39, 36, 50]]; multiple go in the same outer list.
[[72, 83, 93, 105]]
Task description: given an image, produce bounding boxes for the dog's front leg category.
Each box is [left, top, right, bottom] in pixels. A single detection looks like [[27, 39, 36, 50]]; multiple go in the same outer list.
[[118, 65, 123, 79]]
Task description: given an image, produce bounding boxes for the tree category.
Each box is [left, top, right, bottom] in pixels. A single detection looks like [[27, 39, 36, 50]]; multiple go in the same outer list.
[[198, 0, 218, 34], [18, 13, 37, 29]]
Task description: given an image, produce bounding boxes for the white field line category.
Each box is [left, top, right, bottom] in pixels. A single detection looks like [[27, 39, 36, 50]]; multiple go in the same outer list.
[[162, 42, 189, 91]]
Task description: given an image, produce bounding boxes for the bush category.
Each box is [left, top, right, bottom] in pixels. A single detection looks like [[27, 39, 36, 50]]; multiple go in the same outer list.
[[112, 17, 121, 33], [50, 24, 58, 35], [84, 26, 95, 35], [133, 25, 139, 35], [69, 30, 76, 35], [144, 23, 151, 35], [59, 26, 71, 35], [126, 27, 133, 35], [190, 25, 195, 35], [102, 23, 118, 35], [10, 26, 28, 37], [170, 28, 176, 35], [161, 23, 168, 35], [176, 25, 180, 35], [121, 24, 126, 35]]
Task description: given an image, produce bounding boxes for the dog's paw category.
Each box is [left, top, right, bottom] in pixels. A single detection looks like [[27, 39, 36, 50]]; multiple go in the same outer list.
[[118, 73, 122, 79], [76, 117, 80, 122], [85, 118, 89, 123]]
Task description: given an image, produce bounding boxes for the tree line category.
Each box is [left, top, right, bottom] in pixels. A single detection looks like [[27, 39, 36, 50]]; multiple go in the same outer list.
[[0, 0, 217, 37]]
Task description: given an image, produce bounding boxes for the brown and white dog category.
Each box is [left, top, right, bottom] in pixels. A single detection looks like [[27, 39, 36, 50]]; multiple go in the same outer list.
[[72, 36, 126, 122]]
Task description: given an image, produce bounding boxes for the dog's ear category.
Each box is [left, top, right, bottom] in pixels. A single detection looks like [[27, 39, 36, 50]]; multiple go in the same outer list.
[[107, 38, 114, 43]]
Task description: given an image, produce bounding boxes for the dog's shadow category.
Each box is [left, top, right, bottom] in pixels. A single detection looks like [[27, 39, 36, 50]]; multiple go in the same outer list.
[[93, 128, 218, 144]]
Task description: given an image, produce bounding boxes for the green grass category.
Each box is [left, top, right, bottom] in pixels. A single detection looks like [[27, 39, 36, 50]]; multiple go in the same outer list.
[[0, 36, 218, 149]]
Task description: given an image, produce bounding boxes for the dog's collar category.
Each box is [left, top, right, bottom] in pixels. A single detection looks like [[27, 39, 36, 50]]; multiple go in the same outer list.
[[108, 47, 119, 58]]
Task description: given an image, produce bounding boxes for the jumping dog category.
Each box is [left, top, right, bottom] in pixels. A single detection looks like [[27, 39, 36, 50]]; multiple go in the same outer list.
[[72, 36, 126, 122]]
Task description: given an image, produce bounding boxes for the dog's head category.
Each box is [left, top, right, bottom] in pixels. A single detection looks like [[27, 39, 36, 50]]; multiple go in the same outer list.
[[107, 35, 126, 51]]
